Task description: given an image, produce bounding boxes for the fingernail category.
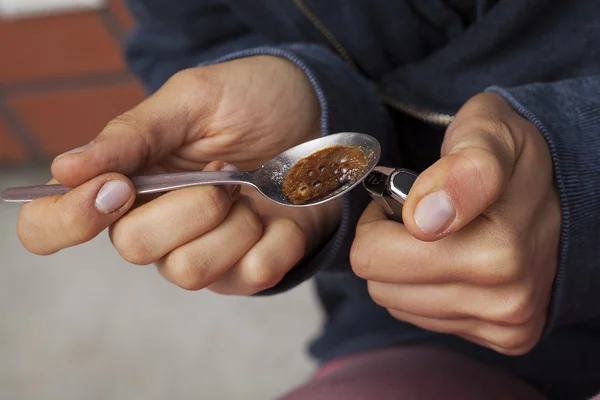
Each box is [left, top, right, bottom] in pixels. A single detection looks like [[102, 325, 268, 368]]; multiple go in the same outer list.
[[221, 163, 238, 196], [95, 180, 132, 214], [221, 163, 238, 172], [413, 190, 455, 235], [54, 142, 93, 161]]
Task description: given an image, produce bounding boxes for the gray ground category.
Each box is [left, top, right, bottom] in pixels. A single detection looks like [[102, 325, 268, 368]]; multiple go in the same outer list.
[[0, 166, 323, 400]]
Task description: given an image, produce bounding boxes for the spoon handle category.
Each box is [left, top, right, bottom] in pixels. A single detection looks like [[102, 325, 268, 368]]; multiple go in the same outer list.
[[1, 170, 252, 203]]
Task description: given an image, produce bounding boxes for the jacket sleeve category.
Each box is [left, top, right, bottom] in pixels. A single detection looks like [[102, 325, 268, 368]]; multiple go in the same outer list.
[[124, 0, 398, 295], [124, 0, 267, 92], [486, 76, 600, 330]]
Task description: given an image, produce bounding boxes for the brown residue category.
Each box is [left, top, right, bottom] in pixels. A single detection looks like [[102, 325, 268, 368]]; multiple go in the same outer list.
[[283, 145, 368, 205]]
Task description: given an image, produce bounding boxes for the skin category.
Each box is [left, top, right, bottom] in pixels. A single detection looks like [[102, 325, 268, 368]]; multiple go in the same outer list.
[[16, 55, 561, 356], [351, 92, 561, 356], [17, 56, 342, 296]]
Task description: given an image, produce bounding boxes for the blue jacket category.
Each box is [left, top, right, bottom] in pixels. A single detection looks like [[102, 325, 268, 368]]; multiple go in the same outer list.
[[124, 1, 600, 398]]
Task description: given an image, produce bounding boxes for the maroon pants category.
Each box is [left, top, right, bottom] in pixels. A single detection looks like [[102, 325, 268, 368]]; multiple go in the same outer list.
[[279, 346, 600, 400]]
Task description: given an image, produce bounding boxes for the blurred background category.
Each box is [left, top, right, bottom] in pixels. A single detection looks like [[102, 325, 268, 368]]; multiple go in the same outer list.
[[0, 2, 323, 399]]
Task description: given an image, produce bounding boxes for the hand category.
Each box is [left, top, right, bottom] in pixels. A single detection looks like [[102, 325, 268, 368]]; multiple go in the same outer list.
[[16, 56, 342, 295], [350, 92, 561, 355]]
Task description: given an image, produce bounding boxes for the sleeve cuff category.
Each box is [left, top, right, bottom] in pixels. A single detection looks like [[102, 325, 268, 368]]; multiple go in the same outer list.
[[486, 77, 600, 330]]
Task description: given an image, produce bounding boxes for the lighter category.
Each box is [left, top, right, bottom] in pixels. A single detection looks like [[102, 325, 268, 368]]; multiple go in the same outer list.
[[362, 167, 419, 223]]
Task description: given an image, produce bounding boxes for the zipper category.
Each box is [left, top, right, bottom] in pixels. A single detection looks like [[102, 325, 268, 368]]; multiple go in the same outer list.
[[290, 0, 454, 126], [290, 0, 359, 70], [381, 94, 454, 126]]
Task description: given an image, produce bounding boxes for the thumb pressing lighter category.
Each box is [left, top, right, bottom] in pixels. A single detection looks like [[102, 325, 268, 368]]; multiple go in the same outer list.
[[362, 167, 418, 223]]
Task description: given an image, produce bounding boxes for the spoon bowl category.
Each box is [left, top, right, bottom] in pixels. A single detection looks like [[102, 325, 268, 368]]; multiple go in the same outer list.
[[1, 132, 381, 207], [252, 131, 380, 206]]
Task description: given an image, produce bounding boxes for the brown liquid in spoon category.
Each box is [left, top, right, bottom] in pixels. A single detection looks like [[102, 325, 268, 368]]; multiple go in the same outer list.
[[283, 145, 368, 205]]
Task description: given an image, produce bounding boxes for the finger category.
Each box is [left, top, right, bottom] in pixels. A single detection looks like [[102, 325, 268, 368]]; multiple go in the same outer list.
[[350, 216, 486, 284], [17, 174, 135, 255], [351, 219, 457, 284], [243, 186, 342, 255], [352, 213, 524, 285], [387, 308, 543, 356], [208, 216, 306, 295], [402, 92, 524, 241], [156, 201, 263, 291], [368, 281, 469, 320], [50, 69, 220, 187], [109, 161, 238, 265], [357, 201, 389, 224], [368, 281, 537, 325]]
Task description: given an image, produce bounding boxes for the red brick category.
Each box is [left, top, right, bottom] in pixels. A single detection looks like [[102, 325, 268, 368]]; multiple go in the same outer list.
[[0, 11, 125, 84], [9, 82, 145, 157], [0, 118, 27, 163], [109, 0, 136, 31]]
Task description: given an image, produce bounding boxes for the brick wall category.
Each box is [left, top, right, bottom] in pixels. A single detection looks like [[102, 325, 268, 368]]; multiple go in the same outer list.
[[0, 0, 145, 165]]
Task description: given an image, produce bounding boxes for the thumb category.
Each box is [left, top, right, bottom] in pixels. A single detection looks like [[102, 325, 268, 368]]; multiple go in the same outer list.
[[17, 174, 136, 255], [51, 70, 218, 187], [402, 93, 523, 241]]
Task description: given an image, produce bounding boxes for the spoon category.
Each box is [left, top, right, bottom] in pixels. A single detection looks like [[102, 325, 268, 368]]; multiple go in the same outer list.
[[1, 132, 381, 207]]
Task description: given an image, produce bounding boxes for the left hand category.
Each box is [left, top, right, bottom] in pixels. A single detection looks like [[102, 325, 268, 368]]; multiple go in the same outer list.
[[350, 92, 561, 355], [16, 56, 342, 296]]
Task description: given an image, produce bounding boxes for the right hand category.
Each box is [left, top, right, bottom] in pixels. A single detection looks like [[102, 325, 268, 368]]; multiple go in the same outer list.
[[16, 56, 342, 295]]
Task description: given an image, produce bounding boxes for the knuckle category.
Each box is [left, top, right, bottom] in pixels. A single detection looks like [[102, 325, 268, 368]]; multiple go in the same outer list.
[[453, 147, 505, 205], [350, 225, 375, 279], [492, 287, 537, 325], [349, 243, 367, 278], [164, 69, 204, 100], [239, 207, 263, 244], [472, 234, 527, 285], [277, 218, 306, 249], [480, 149, 505, 198], [166, 249, 211, 291], [110, 223, 155, 265], [496, 259, 524, 284], [495, 234, 528, 283], [101, 114, 139, 145], [243, 258, 281, 293], [482, 115, 513, 145], [387, 308, 405, 323], [238, 218, 304, 295], [495, 328, 539, 355], [484, 116, 520, 162], [446, 116, 517, 199], [196, 186, 231, 228], [462, 96, 514, 142], [367, 282, 388, 308], [104, 112, 137, 131], [483, 254, 521, 285], [166, 67, 221, 109], [169, 67, 208, 88], [279, 222, 306, 266], [103, 113, 154, 167]]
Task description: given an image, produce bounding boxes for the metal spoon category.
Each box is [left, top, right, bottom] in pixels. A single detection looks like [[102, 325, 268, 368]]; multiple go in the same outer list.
[[1, 132, 381, 207]]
